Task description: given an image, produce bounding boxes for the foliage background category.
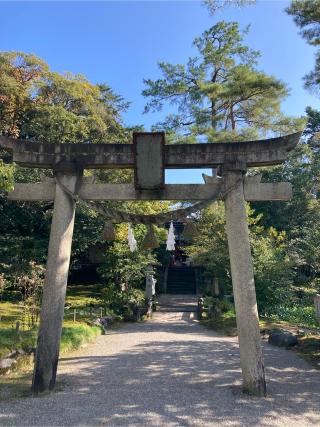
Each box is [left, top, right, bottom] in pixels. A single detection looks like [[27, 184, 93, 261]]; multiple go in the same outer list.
[[0, 1, 320, 326]]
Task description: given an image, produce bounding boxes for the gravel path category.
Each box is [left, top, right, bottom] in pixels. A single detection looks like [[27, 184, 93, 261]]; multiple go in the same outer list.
[[0, 311, 319, 426]]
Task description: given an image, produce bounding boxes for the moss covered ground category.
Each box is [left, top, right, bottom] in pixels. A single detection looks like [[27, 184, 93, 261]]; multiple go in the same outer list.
[[0, 284, 104, 364]]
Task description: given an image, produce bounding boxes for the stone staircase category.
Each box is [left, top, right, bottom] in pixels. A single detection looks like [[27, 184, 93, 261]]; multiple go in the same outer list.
[[157, 294, 198, 313], [166, 266, 196, 295]]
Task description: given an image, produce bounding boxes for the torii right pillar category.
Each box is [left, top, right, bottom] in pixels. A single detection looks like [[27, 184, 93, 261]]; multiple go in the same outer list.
[[224, 163, 266, 396]]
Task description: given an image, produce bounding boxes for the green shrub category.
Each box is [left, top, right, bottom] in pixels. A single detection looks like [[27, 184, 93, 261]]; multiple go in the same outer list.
[[203, 296, 234, 320], [267, 304, 318, 328], [127, 288, 145, 305], [0, 328, 37, 358], [60, 324, 101, 353], [101, 284, 145, 319], [0, 323, 102, 359]]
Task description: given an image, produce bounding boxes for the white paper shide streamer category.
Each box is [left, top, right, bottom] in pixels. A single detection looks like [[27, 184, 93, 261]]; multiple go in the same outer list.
[[166, 221, 176, 251], [127, 224, 137, 252]]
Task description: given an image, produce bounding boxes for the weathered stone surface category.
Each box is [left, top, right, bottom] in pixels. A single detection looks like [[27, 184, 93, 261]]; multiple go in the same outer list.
[[224, 171, 266, 396], [8, 183, 222, 201], [314, 294, 320, 319], [0, 132, 301, 169], [268, 330, 298, 348], [7, 349, 25, 358], [8, 181, 292, 202], [204, 174, 292, 201], [0, 358, 16, 374], [92, 316, 115, 332], [244, 181, 292, 201], [32, 171, 80, 394], [0, 358, 16, 369], [134, 132, 164, 190]]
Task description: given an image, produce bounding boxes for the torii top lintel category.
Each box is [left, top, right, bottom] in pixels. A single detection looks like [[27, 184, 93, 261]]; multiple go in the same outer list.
[[0, 131, 301, 170]]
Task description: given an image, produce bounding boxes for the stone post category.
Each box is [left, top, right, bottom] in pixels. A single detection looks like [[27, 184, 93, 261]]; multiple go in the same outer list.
[[224, 169, 266, 396], [32, 166, 81, 394], [213, 277, 220, 296], [314, 294, 320, 322]]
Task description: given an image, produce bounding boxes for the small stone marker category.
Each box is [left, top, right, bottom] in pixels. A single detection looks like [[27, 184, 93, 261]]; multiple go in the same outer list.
[[213, 277, 220, 296], [0, 358, 16, 374], [15, 321, 20, 338], [145, 266, 156, 318], [145, 266, 156, 299]]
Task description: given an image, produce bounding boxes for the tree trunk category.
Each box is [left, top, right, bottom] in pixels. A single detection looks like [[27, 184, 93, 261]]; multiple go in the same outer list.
[[230, 106, 236, 130]]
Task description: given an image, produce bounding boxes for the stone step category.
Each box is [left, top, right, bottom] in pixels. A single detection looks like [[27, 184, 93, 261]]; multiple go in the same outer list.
[[167, 285, 196, 292], [157, 294, 198, 313]]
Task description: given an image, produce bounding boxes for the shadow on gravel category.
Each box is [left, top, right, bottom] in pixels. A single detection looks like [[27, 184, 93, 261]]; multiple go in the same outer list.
[[0, 315, 319, 426]]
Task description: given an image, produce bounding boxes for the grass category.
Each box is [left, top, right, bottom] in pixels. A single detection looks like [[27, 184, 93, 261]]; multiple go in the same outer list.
[[296, 335, 320, 369], [0, 301, 25, 329], [0, 316, 102, 357], [65, 284, 103, 308], [0, 301, 38, 358], [265, 305, 319, 328], [0, 319, 102, 399], [201, 310, 237, 336], [0, 327, 37, 358], [0, 283, 140, 398], [0, 284, 105, 373], [0, 284, 106, 399], [0, 320, 102, 400], [60, 322, 101, 353]]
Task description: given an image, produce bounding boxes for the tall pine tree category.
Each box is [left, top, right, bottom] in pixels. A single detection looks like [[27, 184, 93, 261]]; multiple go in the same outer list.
[[143, 22, 303, 143], [287, 0, 320, 92]]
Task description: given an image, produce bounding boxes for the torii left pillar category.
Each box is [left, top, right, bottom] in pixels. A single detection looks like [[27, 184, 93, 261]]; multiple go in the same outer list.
[[32, 163, 82, 394]]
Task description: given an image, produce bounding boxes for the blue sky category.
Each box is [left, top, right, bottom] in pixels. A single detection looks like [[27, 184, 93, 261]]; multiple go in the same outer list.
[[0, 1, 319, 183]]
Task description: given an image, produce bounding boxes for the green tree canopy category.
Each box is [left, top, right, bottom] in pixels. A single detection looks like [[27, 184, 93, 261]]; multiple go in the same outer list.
[[0, 52, 128, 142], [287, 1, 320, 92], [0, 52, 172, 292], [143, 21, 303, 143], [252, 106, 320, 285], [186, 203, 293, 311], [202, 0, 255, 15], [286, 0, 320, 46]]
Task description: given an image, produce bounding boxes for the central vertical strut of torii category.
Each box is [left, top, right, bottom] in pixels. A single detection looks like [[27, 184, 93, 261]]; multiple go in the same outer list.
[[0, 131, 301, 396]]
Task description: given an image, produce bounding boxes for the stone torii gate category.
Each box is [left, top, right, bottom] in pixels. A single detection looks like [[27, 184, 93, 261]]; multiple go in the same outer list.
[[0, 131, 301, 396]]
